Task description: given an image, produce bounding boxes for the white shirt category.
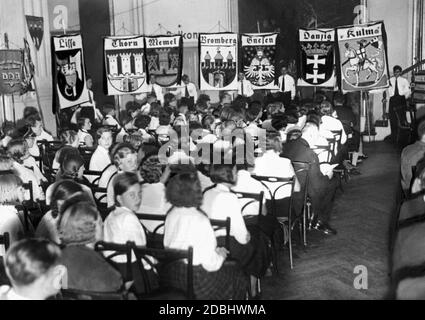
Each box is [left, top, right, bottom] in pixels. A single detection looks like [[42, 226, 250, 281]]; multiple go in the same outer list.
[[389, 76, 411, 98], [77, 130, 92, 147], [89, 146, 111, 173], [0, 205, 25, 256], [13, 162, 44, 201], [277, 74, 296, 99], [177, 82, 197, 100], [136, 84, 164, 105], [36, 130, 54, 142], [202, 184, 250, 245], [237, 79, 254, 97], [103, 206, 148, 264], [231, 170, 266, 216], [29, 130, 53, 157], [164, 207, 225, 272], [253, 150, 300, 199], [138, 182, 170, 234], [23, 156, 46, 184], [0, 286, 31, 300], [319, 115, 347, 145]]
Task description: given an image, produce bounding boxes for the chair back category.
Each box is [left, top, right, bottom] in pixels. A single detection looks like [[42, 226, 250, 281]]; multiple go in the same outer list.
[[136, 213, 166, 249], [392, 215, 425, 298], [330, 129, 343, 155], [210, 217, 231, 251], [133, 245, 194, 300], [231, 190, 264, 216], [84, 170, 103, 186], [251, 175, 295, 200], [94, 241, 133, 282]]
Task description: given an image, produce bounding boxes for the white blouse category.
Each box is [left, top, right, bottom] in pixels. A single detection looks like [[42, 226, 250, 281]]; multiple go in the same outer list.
[[202, 184, 250, 245], [164, 207, 225, 272], [103, 206, 149, 265]]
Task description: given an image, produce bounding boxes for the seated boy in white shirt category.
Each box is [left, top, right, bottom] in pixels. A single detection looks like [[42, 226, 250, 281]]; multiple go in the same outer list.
[[89, 127, 113, 175], [0, 239, 65, 300]]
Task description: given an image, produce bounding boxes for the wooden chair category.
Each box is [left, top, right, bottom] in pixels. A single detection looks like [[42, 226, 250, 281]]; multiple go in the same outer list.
[[95, 241, 194, 300], [251, 175, 296, 270], [231, 191, 264, 216], [135, 213, 231, 252], [91, 186, 109, 220], [291, 161, 311, 246], [135, 213, 166, 249], [84, 170, 103, 186], [78, 147, 96, 168]]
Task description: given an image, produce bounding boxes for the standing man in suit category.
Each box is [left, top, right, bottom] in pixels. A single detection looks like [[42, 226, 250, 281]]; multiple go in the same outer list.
[[177, 74, 197, 109], [387, 65, 411, 142], [277, 66, 296, 107], [236, 72, 254, 98]]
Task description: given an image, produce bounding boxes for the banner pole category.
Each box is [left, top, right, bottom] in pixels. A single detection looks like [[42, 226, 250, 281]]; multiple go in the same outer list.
[[11, 94, 16, 124], [1, 94, 6, 123]]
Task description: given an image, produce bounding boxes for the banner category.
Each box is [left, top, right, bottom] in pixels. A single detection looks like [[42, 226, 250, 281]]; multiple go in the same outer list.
[[22, 38, 35, 93], [199, 33, 238, 91], [298, 29, 336, 87], [241, 33, 278, 90], [0, 50, 24, 95], [337, 21, 389, 93], [26, 16, 44, 51], [104, 36, 147, 96], [145, 35, 183, 87], [52, 34, 89, 109]]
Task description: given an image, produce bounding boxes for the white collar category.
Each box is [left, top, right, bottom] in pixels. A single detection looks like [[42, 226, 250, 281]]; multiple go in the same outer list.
[[216, 183, 231, 192]]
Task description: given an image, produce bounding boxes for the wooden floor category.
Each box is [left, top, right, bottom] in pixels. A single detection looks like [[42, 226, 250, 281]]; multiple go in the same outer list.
[[261, 141, 400, 300]]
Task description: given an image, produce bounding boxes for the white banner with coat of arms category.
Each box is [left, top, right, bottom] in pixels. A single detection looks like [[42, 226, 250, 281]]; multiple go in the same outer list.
[[199, 33, 238, 91], [298, 28, 336, 88], [104, 35, 148, 96], [52, 34, 90, 109], [336, 21, 389, 93]]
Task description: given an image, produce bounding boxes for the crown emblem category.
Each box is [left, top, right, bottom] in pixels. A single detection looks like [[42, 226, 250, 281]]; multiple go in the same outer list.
[[302, 43, 330, 56]]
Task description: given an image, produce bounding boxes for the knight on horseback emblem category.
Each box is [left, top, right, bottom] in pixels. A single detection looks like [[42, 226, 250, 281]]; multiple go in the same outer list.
[[343, 39, 384, 86]]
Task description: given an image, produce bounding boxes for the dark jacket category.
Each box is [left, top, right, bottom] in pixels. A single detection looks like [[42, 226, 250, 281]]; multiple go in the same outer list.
[[280, 138, 329, 194], [60, 245, 123, 292]]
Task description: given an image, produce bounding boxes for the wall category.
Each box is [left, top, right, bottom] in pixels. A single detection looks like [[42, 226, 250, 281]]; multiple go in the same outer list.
[[0, 0, 56, 135], [368, 0, 414, 124], [110, 0, 238, 102]]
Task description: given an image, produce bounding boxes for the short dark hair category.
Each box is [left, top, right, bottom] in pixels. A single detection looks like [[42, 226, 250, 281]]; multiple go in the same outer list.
[[5, 238, 61, 287], [113, 172, 139, 203], [77, 117, 89, 129], [393, 65, 402, 73], [246, 101, 262, 122], [25, 114, 42, 127], [209, 163, 236, 185], [159, 110, 172, 126], [166, 171, 202, 208], [134, 115, 151, 130]]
